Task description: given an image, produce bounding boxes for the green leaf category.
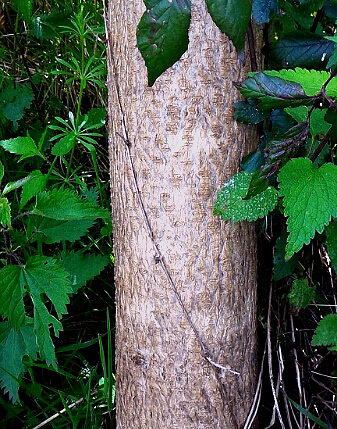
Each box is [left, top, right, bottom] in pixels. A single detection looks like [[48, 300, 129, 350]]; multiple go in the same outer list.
[[0, 162, 4, 186], [287, 397, 328, 429], [278, 158, 337, 259], [288, 278, 315, 309], [58, 251, 109, 292], [252, 0, 278, 25], [272, 30, 334, 70], [214, 171, 278, 222], [233, 100, 267, 124], [22, 256, 72, 367], [13, 0, 33, 23], [312, 313, 337, 347], [205, 0, 251, 51], [309, 108, 331, 137], [2, 175, 32, 196], [34, 217, 95, 243], [236, 72, 311, 109], [0, 84, 34, 130], [0, 321, 38, 403], [137, 0, 191, 86], [0, 136, 43, 162], [325, 221, 337, 273], [284, 106, 308, 123], [31, 12, 72, 40], [0, 266, 25, 330], [51, 131, 76, 156], [20, 171, 47, 209], [33, 188, 109, 220], [0, 198, 11, 227], [273, 231, 298, 281]]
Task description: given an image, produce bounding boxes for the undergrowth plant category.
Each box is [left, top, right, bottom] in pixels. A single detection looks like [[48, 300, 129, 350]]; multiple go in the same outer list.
[[137, 0, 337, 426], [0, 0, 114, 426]]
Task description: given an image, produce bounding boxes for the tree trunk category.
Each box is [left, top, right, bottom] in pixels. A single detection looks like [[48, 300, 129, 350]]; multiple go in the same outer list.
[[107, 1, 259, 428]]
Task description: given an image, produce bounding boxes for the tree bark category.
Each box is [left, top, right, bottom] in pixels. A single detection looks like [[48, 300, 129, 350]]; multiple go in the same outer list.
[[107, 1, 259, 428]]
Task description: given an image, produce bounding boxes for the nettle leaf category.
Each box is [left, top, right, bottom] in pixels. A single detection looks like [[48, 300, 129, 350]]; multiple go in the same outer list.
[[312, 313, 337, 348], [22, 256, 72, 367], [325, 221, 337, 273], [252, 0, 278, 25], [35, 217, 95, 243], [0, 84, 34, 130], [272, 30, 334, 69], [236, 72, 311, 109], [0, 136, 43, 161], [288, 278, 315, 309], [205, 0, 251, 51], [264, 68, 337, 98], [20, 170, 47, 209], [214, 171, 278, 222], [0, 197, 11, 227], [33, 188, 109, 220], [137, 0, 191, 86], [273, 231, 298, 281], [0, 265, 25, 330], [0, 320, 38, 403], [58, 251, 109, 293], [278, 158, 337, 259]]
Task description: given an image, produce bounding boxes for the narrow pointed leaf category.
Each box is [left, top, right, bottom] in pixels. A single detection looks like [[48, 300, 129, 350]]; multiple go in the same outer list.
[[137, 0, 191, 86]]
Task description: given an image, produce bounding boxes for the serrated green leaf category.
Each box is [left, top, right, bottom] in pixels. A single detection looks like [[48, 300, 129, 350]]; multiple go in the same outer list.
[[205, 0, 251, 51], [309, 109, 331, 137], [58, 251, 109, 292], [20, 171, 47, 209], [35, 218, 94, 243], [0, 198, 11, 227], [51, 131, 76, 156], [33, 188, 109, 220], [0, 136, 43, 162], [0, 84, 34, 130], [0, 265, 25, 330], [272, 30, 334, 70], [325, 221, 337, 273], [252, 0, 278, 25], [0, 320, 38, 403], [284, 106, 308, 123], [312, 313, 337, 347], [236, 72, 311, 109], [22, 256, 72, 367], [264, 68, 337, 98], [273, 231, 298, 281], [288, 278, 315, 309], [214, 171, 278, 222], [278, 158, 337, 259], [137, 0, 190, 86], [233, 101, 267, 124]]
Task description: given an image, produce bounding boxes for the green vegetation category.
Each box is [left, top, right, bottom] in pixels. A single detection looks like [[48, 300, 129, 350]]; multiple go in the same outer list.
[[138, 0, 337, 427], [0, 0, 114, 427]]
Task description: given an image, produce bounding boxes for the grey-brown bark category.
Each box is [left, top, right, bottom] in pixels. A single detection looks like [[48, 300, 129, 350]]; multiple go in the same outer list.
[[107, 1, 259, 428]]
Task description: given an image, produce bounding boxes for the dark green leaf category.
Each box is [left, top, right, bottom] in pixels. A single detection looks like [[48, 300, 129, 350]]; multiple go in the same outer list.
[[12, 0, 33, 23], [51, 131, 76, 156], [272, 31, 334, 70], [273, 231, 298, 281], [325, 221, 337, 273], [30, 12, 72, 40], [0, 266, 25, 330], [137, 0, 191, 86], [0, 84, 34, 131], [205, 0, 251, 51], [252, 0, 278, 25], [288, 278, 315, 309], [287, 397, 328, 429], [312, 313, 337, 347], [233, 100, 267, 124], [236, 72, 311, 109]]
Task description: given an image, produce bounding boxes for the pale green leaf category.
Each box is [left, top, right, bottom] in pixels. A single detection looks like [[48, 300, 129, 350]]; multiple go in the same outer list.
[[214, 171, 278, 222], [278, 158, 337, 259], [58, 251, 109, 292], [2, 175, 32, 196], [288, 278, 315, 309], [284, 106, 308, 123], [20, 170, 47, 208], [0, 197, 11, 227], [33, 188, 109, 220], [0, 265, 25, 329], [0, 320, 38, 403], [312, 313, 337, 347], [0, 136, 43, 162]]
